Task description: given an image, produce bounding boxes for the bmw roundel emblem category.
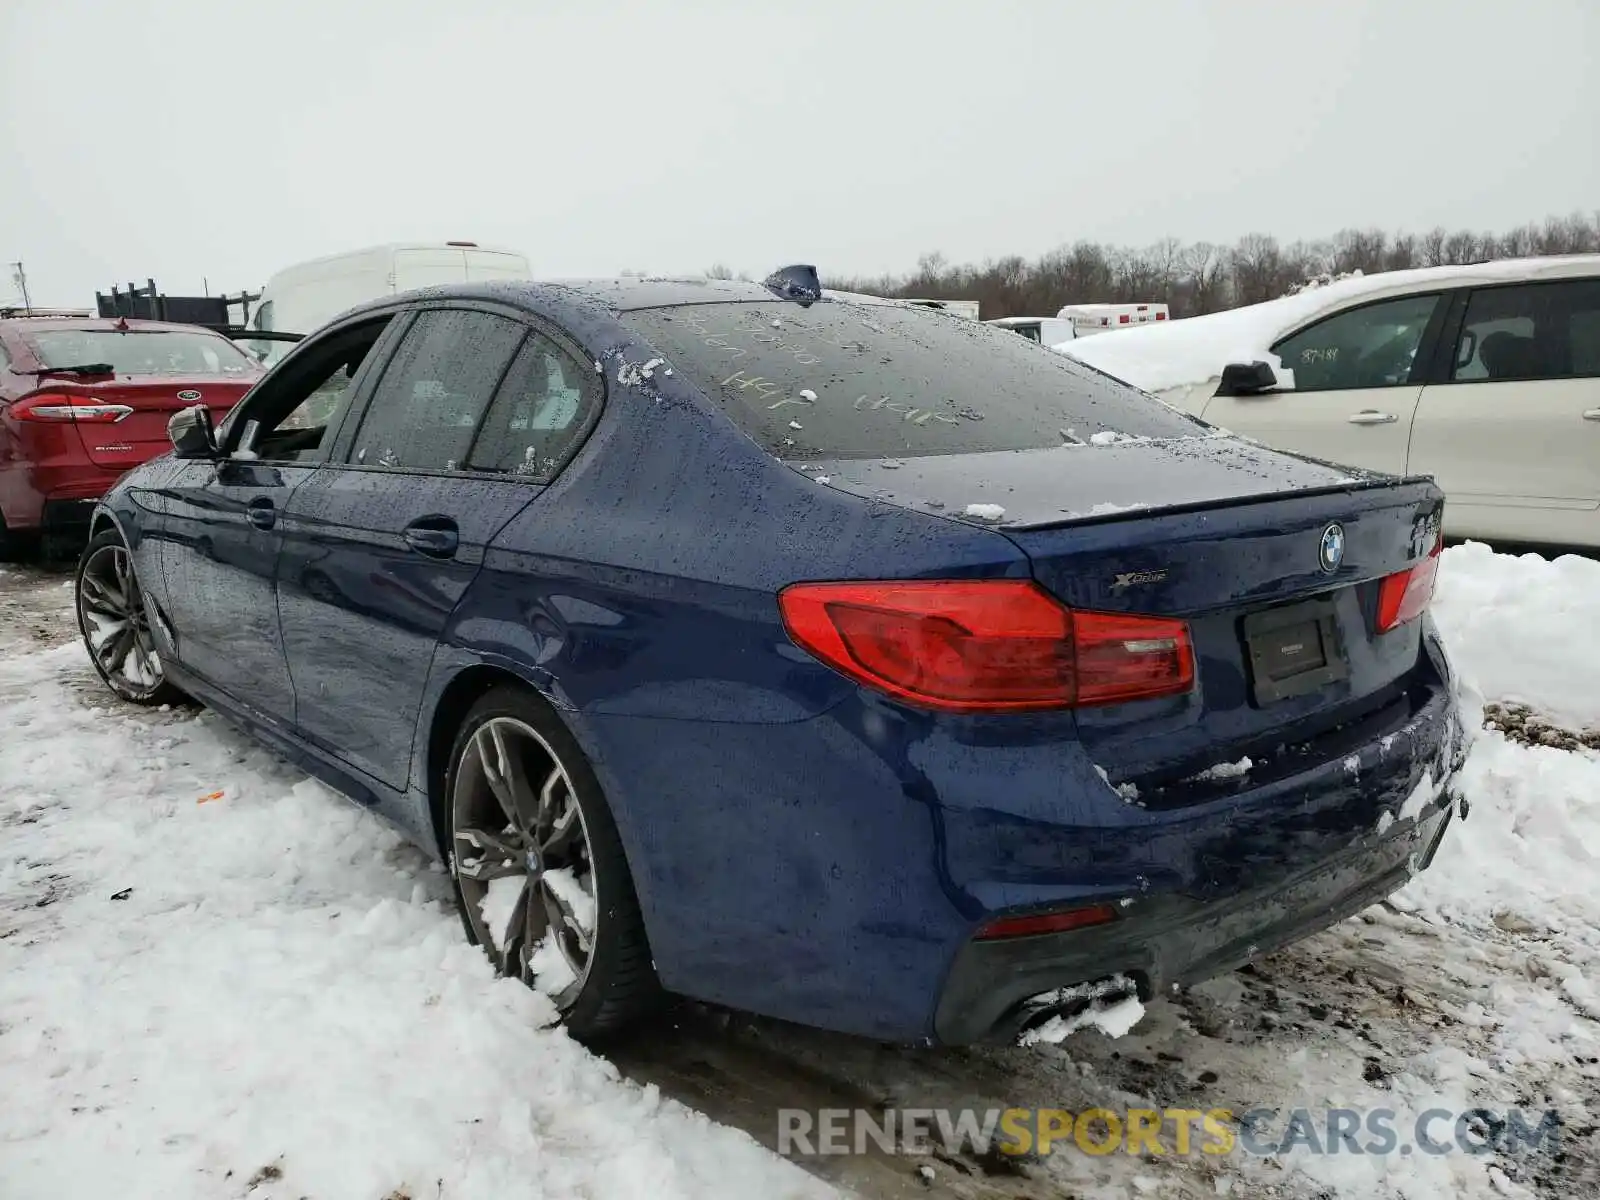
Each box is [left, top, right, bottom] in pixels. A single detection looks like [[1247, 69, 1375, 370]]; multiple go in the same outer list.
[[1319, 523, 1346, 573], [176, 389, 202, 402]]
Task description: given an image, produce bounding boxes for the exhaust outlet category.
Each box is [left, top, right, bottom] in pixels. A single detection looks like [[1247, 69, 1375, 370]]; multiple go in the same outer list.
[[1014, 973, 1144, 1046]]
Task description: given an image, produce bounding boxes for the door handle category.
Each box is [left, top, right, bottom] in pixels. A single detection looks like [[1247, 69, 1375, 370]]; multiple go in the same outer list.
[[1348, 410, 1398, 425], [1583, 409, 1600, 421], [246, 498, 276, 530], [403, 517, 459, 558]]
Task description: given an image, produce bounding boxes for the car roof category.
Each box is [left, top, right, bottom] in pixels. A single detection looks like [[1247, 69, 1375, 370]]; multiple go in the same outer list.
[[542, 276, 796, 311], [0, 316, 230, 335], [331, 276, 925, 327]]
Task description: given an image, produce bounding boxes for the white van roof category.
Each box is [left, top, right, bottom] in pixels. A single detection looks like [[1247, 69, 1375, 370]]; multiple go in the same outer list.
[[263, 242, 528, 284]]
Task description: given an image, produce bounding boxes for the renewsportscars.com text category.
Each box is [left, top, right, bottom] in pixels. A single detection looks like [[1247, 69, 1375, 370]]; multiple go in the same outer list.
[[778, 1105, 1563, 1159]]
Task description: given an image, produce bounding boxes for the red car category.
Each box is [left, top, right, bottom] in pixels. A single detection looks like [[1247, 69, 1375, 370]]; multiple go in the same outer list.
[[0, 314, 262, 558]]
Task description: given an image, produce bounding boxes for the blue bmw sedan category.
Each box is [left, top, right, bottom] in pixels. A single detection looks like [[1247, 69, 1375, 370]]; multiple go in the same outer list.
[[75, 268, 1469, 1045]]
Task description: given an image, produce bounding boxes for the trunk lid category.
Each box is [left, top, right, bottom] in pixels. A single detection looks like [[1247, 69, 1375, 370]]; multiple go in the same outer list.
[[45, 376, 253, 469], [800, 432, 1380, 529], [809, 436, 1446, 798]]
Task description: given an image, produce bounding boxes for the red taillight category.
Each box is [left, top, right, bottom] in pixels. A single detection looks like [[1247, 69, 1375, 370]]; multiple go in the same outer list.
[[1156, 312, 1167, 320], [1073, 610, 1196, 705], [778, 580, 1194, 713], [1375, 534, 1443, 633], [975, 903, 1119, 941], [12, 393, 133, 423], [1118, 314, 1130, 324]]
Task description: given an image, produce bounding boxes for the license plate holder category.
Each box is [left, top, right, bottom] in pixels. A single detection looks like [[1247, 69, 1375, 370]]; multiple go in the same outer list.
[[1242, 595, 1348, 706]]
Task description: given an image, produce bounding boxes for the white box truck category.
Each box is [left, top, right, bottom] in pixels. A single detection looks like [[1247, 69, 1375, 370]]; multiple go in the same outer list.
[[985, 316, 1076, 345]]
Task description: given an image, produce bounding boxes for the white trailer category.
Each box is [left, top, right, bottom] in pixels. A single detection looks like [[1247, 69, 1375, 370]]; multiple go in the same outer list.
[[1057, 302, 1170, 337]]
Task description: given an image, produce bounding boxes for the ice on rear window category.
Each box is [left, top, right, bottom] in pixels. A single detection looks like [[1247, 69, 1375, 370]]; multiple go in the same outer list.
[[620, 300, 1207, 460], [27, 329, 257, 376]]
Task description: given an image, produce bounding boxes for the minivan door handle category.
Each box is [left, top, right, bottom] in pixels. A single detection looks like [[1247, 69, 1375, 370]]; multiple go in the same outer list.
[[403, 516, 460, 559], [246, 498, 276, 530], [1347, 410, 1398, 425], [1582, 409, 1600, 421]]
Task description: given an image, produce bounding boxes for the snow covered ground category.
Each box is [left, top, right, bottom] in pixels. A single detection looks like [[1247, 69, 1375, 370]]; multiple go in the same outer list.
[[2, 545, 1598, 1200], [0, 569, 832, 1200]]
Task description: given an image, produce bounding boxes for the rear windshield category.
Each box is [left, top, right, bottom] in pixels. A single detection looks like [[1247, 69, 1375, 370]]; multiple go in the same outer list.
[[619, 300, 1205, 459], [28, 329, 258, 376]]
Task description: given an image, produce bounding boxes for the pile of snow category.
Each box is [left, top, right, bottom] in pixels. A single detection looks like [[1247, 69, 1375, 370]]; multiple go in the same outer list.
[[1054, 257, 1598, 396], [1400, 542, 1600, 1003], [1284, 268, 1366, 295], [0, 641, 829, 1200], [1431, 540, 1600, 729], [962, 502, 1006, 521]]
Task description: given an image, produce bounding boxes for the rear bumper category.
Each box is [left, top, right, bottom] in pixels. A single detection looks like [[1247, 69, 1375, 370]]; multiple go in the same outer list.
[[933, 800, 1455, 1044], [41, 497, 98, 538], [0, 463, 123, 531], [574, 625, 1469, 1044]]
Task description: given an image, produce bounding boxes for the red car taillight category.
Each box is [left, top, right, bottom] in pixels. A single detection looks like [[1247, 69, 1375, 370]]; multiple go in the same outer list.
[[777, 579, 1194, 713], [12, 393, 133, 423], [974, 903, 1119, 941], [1375, 533, 1443, 634]]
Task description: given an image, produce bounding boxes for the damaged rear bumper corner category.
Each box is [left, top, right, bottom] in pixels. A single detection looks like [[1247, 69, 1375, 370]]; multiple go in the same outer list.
[[934, 799, 1456, 1047]]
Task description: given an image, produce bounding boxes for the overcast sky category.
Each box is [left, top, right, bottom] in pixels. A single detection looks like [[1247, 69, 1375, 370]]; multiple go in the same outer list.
[[3, 0, 1596, 307]]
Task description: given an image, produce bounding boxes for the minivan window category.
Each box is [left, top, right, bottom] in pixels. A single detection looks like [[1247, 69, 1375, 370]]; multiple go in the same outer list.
[[619, 301, 1206, 459], [348, 309, 525, 471], [28, 329, 258, 376], [1450, 279, 1600, 382], [1270, 294, 1441, 391]]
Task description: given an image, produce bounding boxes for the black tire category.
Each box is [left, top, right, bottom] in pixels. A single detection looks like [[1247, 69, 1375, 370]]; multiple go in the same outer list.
[[0, 511, 37, 564], [74, 528, 184, 706], [441, 684, 660, 1040]]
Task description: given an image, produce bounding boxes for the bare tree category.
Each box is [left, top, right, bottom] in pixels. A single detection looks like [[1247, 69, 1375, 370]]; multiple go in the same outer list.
[[1330, 229, 1388, 275], [1182, 242, 1227, 315], [1385, 234, 1419, 271], [1421, 227, 1449, 267], [1230, 234, 1286, 305]]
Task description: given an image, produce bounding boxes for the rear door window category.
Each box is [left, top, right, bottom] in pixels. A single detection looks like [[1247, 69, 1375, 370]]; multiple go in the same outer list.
[[619, 300, 1205, 460], [1449, 279, 1600, 382], [347, 308, 525, 471], [466, 331, 601, 480]]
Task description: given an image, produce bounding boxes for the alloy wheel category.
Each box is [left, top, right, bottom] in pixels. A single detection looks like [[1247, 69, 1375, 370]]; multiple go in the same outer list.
[[451, 716, 598, 1007], [77, 543, 166, 699]]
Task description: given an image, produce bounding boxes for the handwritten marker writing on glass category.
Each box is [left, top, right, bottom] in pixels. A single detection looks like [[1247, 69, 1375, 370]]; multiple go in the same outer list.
[[789, 420, 802, 429], [798, 389, 816, 403]]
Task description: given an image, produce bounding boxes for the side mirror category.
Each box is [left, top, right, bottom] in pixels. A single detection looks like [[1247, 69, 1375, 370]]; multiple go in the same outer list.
[[168, 404, 219, 459], [1217, 361, 1280, 396]]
